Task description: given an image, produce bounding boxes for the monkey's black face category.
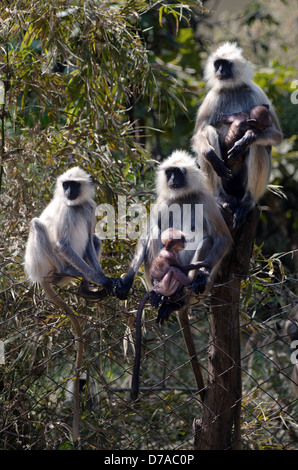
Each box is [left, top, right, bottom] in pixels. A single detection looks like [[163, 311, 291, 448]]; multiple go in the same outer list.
[[166, 167, 186, 190], [62, 180, 81, 200], [214, 59, 233, 80]]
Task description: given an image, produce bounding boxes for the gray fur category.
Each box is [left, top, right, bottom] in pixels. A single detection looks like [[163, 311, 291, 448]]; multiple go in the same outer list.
[[24, 166, 112, 291], [115, 150, 232, 300], [192, 42, 282, 225]]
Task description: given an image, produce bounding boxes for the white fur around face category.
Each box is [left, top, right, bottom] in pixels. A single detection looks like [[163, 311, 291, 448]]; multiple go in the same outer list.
[[24, 167, 96, 283], [156, 150, 206, 201], [54, 166, 95, 206], [204, 42, 253, 91]]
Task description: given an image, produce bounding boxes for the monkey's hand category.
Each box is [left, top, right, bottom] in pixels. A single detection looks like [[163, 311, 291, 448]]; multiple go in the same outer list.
[[149, 291, 162, 309], [98, 276, 115, 294], [115, 275, 134, 300], [191, 269, 210, 294], [227, 132, 256, 162], [227, 139, 248, 162], [205, 149, 232, 179]]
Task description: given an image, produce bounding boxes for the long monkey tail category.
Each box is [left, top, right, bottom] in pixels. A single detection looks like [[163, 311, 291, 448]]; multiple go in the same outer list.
[[41, 281, 83, 444], [131, 290, 152, 401]]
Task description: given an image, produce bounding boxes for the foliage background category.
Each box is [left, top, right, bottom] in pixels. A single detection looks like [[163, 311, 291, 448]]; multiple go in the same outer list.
[[0, 0, 298, 450]]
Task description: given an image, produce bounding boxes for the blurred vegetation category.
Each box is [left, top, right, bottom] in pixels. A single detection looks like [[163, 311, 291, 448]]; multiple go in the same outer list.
[[0, 0, 297, 450]]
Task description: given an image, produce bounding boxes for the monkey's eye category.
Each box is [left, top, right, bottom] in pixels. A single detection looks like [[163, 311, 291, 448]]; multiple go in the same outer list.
[[165, 167, 186, 176], [62, 181, 70, 190], [165, 168, 173, 178], [214, 59, 232, 68]]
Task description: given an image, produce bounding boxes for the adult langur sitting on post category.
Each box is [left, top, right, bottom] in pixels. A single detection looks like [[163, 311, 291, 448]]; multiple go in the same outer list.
[[24, 166, 113, 442], [192, 42, 282, 227], [116, 150, 232, 399]]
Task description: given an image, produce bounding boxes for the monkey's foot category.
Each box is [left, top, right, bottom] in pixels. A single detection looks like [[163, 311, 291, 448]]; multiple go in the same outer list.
[[232, 200, 255, 228], [78, 280, 110, 301]]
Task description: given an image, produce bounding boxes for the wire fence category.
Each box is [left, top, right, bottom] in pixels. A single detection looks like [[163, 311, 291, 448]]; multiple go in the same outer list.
[[0, 256, 298, 450]]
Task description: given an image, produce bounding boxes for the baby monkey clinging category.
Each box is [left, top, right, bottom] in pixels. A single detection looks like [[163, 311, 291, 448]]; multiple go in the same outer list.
[[222, 104, 272, 167]]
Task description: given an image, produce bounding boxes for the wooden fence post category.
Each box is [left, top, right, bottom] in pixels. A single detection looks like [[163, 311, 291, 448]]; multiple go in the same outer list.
[[193, 205, 260, 450]]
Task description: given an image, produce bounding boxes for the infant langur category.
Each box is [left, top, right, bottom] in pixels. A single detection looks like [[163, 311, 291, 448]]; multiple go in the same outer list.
[[150, 228, 209, 302], [222, 104, 272, 167], [131, 228, 210, 400]]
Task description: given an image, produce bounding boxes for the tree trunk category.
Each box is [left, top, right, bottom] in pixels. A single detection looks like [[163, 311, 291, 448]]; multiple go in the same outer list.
[[193, 206, 260, 450]]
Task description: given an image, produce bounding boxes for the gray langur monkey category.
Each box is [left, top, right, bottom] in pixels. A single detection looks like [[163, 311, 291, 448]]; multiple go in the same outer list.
[[25, 166, 113, 297], [24, 166, 113, 443], [116, 151, 232, 399], [192, 42, 282, 227], [116, 150, 232, 318]]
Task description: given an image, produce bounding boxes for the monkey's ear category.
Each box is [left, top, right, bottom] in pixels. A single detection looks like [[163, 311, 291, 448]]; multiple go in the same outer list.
[[89, 175, 95, 185]]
